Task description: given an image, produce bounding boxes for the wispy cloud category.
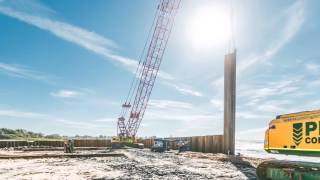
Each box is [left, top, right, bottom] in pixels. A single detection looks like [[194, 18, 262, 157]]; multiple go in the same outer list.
[[50, 89, 83, 98], [210, 98, 223, 111], [236, 111, 269, 120], [145, 111, 218, 122], [174, 85, 203, 97], [239, 78, 301, 107], [144, 99, 218, 123], [157, 71, 176, 81], [305, 62, 320, 74], [94, 118, 115, 122], [0, 109, 47, 118], [237, 127, 267, 140], [149, 99, 193, 109], [238, 0, 305, 73], [49, 89, 121, 108], [0, 4, 137, 69], [55, 119, 107, 129], [211, 1, 305, 89], [247, 80, 299, 98], [161, 81, 203, 97], [237, 127, 267, 135], [0, 108, 113, 130], [0, 62, 53, 81], [0, 1, 204, 97]]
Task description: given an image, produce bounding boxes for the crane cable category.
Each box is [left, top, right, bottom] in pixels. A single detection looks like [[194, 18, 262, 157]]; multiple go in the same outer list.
[[126, 6, 160, 112], [120, 4, 160, 118]]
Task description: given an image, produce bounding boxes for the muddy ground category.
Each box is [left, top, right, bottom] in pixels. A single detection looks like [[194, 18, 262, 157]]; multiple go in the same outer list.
[[0, 148, 262, 179]]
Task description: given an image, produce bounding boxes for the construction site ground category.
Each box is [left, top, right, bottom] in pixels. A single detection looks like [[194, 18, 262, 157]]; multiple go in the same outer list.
[[0, 148, 263, 179]]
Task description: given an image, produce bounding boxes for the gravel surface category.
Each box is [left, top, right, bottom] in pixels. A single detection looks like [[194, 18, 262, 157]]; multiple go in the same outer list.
[[0, 149, 258, 179]]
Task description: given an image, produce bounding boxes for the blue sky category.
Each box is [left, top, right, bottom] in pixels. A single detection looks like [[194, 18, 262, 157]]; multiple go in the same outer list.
[[0, 0, 319, 140]]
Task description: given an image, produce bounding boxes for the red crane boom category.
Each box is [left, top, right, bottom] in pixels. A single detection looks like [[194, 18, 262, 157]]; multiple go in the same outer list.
[[117, 0, 181, 140]]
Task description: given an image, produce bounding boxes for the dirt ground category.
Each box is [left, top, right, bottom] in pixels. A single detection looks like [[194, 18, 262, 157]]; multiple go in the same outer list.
[[0, 148, 260, 179]]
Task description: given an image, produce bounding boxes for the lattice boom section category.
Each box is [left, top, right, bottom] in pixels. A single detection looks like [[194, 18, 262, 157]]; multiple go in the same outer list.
[[118, 0, 181, 138]]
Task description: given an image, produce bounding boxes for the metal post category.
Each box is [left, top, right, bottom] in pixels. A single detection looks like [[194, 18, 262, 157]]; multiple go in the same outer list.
[[224, 49, 236, 155]]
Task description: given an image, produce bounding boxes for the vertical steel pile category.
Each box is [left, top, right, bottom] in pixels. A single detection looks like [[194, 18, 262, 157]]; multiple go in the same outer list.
[[223, 50, 237, 155]]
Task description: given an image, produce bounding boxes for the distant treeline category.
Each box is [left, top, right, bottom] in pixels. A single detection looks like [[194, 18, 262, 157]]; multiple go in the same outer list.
[[0, 128, 61, 140], [0, 128, 108, 140]]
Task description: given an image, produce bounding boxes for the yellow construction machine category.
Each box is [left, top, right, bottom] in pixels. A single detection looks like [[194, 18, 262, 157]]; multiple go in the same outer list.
[[257, 110, 320, 179]]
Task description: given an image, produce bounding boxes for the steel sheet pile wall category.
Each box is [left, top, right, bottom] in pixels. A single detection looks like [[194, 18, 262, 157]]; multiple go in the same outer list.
[[73, 139, 111, 147], [0, 141, 28, 148], [169, 141, 178, 150], [35, 140, 64, 147], [144, 139, 154, 148], [0, 140, 64, 148], [139, 135, 223, 153], [137, 138, 154, 148], [0, 139, 111, 148], [191, 135, 223, 153]]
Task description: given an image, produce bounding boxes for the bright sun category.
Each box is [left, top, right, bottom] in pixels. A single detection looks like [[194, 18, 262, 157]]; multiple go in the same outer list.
[[187, 6, 231, 50]]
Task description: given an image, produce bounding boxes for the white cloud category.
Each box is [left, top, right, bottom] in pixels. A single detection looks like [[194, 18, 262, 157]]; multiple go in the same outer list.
[[0, 62, 52, 81], [55, 119, 100, 129], [237, 127, 267, 135], [174, 86, 203, 97], [94, 118, 115, 122], [237, 127, 267, 140], [236, 111, 268, 120], [140, 123, 149, 127], [239, 78, 301, 107], [256, 104, 283, 113], [50, 89, 83, 98], [120, 98, 223, 136], [161, 81, 203, 97], [143, 99, 220, 123], [238, 1, 305, 74], [305, 63, 320, 74], [145, 100, 220, 123], [157, 71, 175, 81], [210, 98, 223, 111], [0, 0, 170, 78], [145, 110, 218, 122], [0, 109, 47, 118], [252, 82, 298, 99], [211, 77, 224, 89], [0, 2, 205, 97], [0, 5, 138, 70], [0, 108, 113, 130], [149, 99, 193, 109], [211, 0, 305, 88], [308, 80, 320, 87]]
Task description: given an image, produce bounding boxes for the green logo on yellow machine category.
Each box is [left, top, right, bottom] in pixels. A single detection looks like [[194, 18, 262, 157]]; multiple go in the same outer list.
[[293, 123, 303, 146], [293, 121, 320, 145]]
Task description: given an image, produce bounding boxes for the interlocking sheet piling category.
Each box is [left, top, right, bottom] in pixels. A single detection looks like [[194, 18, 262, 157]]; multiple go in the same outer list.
[[139, 135, 224, 153], [191, 135, 224, 153], [0, 152, 125, 159], [20, 147, 110, 152], [0, 139, 112, 148]]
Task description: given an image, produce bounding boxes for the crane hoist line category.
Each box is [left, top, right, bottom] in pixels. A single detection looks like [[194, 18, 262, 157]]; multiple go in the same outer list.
[[117, 0, 181, 142]]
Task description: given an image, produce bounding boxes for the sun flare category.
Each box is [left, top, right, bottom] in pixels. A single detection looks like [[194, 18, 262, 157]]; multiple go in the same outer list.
[[188, 6, 231, 50]]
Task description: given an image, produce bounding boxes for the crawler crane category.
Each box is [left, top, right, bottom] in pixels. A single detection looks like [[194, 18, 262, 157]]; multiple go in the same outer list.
[[116, 0, 181, 144]]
